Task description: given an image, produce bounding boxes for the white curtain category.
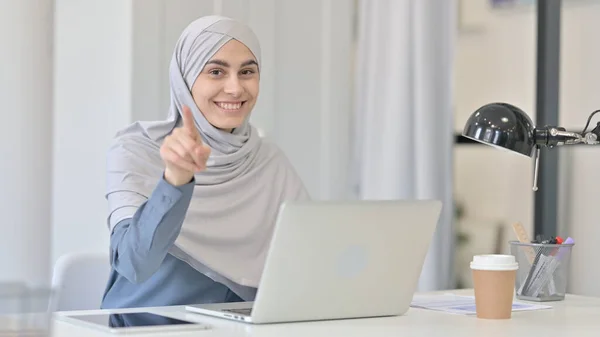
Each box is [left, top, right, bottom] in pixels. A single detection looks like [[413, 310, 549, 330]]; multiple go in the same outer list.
[[352, 0, 456, 290]]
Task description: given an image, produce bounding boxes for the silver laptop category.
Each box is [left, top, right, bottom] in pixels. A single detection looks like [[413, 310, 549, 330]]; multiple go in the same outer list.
[[185, 200, 442, 324]]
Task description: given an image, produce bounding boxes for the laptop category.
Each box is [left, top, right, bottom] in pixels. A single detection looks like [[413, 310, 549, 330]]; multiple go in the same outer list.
[[185, 200, 442, 324]]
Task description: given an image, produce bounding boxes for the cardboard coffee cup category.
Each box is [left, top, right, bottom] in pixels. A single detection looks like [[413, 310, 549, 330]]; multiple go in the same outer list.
[[470, 254, 518, 319]]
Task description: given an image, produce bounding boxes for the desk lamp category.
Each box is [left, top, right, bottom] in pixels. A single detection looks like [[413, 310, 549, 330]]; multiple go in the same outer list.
[[462, 102, 600, 191]]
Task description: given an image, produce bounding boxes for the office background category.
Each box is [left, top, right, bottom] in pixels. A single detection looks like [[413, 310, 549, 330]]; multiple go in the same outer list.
[[1, 0, 599, 298]]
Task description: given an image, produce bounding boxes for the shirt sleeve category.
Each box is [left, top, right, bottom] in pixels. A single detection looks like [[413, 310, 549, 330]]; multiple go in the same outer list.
[[107, 175, 195, 284]]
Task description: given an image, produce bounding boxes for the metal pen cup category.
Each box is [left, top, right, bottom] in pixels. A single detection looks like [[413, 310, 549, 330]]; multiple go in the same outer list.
[[509, 240, 574, 301]]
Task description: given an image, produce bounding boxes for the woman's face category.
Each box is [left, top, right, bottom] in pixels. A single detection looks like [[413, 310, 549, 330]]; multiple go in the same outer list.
[[191, 39, 259, 132]]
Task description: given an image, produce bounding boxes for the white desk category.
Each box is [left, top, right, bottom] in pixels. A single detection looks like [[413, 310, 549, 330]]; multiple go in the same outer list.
[[51, 289, 600, 337]]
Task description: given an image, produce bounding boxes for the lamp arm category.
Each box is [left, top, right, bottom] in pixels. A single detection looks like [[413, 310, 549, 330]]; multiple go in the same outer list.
[[530, 111, 600, 191], [537, 127, 585, 146], [534, 110, 600, 147], [535, 124, 600, 147]]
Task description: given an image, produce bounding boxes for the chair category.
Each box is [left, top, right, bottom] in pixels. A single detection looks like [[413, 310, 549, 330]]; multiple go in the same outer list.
[[51, 252, 111, 311]]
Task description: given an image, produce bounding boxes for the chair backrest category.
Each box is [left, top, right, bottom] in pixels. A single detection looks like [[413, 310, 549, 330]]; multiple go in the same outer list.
[[51, 252, 111, 311]]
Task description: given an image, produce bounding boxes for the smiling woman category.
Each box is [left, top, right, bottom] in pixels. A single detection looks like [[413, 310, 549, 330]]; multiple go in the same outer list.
[[192, 40, 260, 132], [101, 15, 309, 309]]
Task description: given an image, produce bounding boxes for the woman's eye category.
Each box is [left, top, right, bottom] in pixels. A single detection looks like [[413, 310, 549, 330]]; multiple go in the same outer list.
[[240, 69, 255, 76], [209, 69, 223, 76]]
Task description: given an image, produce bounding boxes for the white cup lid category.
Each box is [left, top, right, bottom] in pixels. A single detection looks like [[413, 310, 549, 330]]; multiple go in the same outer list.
[[470, 254, 518, 271]]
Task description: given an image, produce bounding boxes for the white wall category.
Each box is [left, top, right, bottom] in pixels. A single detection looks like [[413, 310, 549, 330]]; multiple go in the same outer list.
[[454, 1, 600, 296], [454, 2, 536, 253], [559, 1, 600, 297], [268, 0, 354, 200], [52, 0, 133, 265], [0, 0, 53, 286], [51, 0, 355, 268]]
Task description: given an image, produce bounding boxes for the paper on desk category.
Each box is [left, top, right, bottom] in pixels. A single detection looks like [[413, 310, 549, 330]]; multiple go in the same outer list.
[[410, 294, 552, 315]]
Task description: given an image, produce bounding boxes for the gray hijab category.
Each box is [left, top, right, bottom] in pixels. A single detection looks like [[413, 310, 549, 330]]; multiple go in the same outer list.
[[105, 15, 309, 298]]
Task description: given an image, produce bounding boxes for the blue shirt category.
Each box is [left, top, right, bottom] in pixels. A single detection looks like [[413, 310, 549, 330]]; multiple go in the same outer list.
[[100, 177, 253, 309]]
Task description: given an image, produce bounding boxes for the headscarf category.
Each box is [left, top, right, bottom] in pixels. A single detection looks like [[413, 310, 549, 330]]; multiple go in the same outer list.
[[105, 15, 309, 299]]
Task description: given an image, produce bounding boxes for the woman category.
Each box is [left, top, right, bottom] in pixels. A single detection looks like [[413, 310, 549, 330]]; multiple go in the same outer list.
[[101, 15, 309, 309]]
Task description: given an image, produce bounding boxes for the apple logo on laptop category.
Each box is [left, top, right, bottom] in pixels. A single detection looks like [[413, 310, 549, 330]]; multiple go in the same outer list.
[[336, 245, 368, 278]]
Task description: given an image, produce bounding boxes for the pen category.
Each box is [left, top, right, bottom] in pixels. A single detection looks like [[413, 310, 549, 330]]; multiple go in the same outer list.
[[521, 237, 562, 296], [530, 237, 574, 297], [556, 237, 574, 259], [521, 245, 545, 295]]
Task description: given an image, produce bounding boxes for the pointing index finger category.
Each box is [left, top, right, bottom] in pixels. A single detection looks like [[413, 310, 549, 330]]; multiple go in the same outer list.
[[181, 105, 199, 138]]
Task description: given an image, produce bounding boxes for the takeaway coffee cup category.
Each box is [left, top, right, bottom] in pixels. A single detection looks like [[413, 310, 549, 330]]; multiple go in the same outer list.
[[470, 254, 518, 319]]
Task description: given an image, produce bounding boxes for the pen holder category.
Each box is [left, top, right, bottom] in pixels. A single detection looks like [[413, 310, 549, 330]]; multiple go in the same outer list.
[[509, 240, 574, 302], [0, 282, 56, 336]]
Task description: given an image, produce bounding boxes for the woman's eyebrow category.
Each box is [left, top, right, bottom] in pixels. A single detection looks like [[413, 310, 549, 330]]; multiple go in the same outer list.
[[241, 60, 258, 67], [206, 59, 229, 67], [205, 59, 258, 68]]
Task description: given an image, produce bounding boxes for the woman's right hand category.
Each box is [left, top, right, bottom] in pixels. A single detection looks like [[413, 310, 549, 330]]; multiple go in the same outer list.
[[160, 105, 211, 186]]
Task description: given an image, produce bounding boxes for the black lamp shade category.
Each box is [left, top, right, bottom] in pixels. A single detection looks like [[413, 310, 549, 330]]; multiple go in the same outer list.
[[462, 103, 536, 157]]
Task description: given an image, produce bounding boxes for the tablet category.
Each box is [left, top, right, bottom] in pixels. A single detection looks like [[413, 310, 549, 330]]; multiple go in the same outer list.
[[58, 311, 210, 334]]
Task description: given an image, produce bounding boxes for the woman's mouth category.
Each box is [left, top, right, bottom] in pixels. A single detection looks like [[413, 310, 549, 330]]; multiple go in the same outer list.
[[214, 101, 245, 111]]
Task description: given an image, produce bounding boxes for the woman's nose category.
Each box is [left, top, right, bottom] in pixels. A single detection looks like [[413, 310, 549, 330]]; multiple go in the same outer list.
[[223, 76, 243, 97]]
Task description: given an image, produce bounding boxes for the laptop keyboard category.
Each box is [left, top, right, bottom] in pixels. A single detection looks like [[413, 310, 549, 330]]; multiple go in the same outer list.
[[223, 308, 253, 316]]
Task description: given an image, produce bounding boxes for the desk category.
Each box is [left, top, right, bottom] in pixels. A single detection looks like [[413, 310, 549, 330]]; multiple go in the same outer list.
[[51, 289, 600, 337]]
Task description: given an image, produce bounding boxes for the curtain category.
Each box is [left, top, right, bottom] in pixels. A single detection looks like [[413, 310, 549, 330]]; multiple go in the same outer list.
[[352, 0, 456, 290]]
